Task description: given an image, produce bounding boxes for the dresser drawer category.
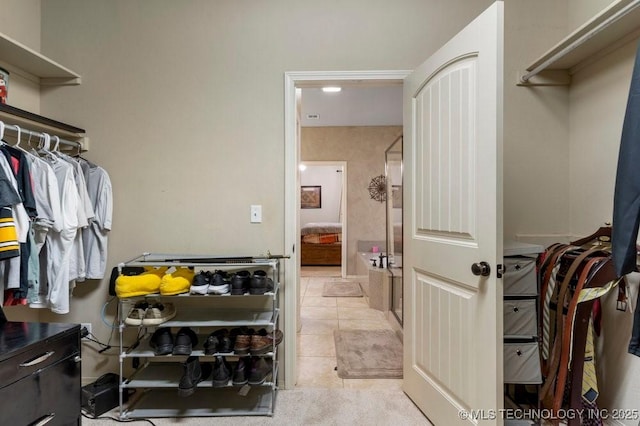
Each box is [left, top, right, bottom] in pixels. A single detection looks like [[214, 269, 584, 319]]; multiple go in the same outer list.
[[0, 323, 80, 390], [504, 340, 541, 384], [503, 256, 537, 296], [503, 299, 537, 337], [0, 353, 81, 425]]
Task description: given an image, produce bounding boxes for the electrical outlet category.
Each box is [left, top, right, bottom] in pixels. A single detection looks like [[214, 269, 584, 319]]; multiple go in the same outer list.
[[81, 322, 92, 337]]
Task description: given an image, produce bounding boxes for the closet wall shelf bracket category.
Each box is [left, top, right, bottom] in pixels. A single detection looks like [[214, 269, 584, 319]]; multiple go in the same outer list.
[[516, 70, 571, 87], [39, 77, 81, 86], [0, 31, 81, 85], [519, 0, 640, 86]]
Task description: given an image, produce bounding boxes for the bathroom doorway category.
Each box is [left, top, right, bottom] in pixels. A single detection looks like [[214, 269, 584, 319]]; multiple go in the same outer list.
[[285, 71, 408, 388]]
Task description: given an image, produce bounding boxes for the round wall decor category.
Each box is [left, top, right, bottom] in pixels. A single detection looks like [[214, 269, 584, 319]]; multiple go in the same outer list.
[[368, 174, 387, 202]]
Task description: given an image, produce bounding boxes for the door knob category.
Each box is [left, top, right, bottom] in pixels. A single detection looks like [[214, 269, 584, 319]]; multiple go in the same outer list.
[[471, 261, 491, 277]]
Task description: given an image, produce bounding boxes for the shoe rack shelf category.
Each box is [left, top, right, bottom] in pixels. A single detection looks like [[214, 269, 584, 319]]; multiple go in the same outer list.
[[125, 333, 277, 359], [123, 362, 279, 389], [116, 253, 283, 420], [122, 388, 275, 418]]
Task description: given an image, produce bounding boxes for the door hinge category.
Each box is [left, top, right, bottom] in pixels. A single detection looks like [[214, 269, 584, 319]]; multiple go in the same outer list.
[[497, 264, 504, 279]]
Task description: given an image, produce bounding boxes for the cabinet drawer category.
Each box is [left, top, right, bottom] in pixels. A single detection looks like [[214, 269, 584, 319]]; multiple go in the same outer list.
[[504, 256, 537, 296], [503, 299, 537, 337], [0, 330, 79, 389], [0, 354, 81, 425], [504, 341, 541, 384]]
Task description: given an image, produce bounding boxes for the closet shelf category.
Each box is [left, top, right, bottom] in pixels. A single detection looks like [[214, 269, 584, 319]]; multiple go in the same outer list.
[[0, 31, 81, 85], [0, 104, 85, 137], [519, 0, 640, 86]]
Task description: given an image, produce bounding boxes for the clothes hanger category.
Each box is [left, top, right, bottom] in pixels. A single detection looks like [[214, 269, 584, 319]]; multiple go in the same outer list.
[[37, 133, 56, 159], [51, 135, 66, 158], [12, 125, 25, 151], [12, 125, 38, 158], [570, 224, 612, 247], [14, 125, 20, 148], [73, 140, 96, 166]]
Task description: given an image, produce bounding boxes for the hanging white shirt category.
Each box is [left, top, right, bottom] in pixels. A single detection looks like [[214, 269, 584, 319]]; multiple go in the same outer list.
[[27, 155, 63, 233], [81, 161, 112, 279], [53, 152, 93, 282], [38, 156, 79, 314]]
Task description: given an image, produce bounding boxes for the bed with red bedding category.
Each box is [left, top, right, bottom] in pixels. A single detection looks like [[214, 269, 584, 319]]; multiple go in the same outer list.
[[300, 222, 342, 266]]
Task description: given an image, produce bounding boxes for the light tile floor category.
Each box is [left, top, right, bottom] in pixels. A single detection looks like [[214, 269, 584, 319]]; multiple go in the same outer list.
[[296, 266, 402, 391]]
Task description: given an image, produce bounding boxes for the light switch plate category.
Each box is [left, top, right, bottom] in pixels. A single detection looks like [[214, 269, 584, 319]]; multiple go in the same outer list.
[[250, 205, 262, 223]]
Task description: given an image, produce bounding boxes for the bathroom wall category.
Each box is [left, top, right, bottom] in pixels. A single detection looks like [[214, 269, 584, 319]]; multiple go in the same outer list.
[[301, 126, 402, 275]]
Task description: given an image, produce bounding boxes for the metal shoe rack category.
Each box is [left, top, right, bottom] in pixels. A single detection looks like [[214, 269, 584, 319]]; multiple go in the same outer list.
[[116, 253, 282, 420]]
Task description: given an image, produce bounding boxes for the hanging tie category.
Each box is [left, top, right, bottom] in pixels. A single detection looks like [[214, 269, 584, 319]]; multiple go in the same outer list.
[[582, 317, 598, 403]]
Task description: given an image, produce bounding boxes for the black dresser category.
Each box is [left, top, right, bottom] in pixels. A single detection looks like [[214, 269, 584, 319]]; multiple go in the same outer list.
[[0, 322, 81, 425]]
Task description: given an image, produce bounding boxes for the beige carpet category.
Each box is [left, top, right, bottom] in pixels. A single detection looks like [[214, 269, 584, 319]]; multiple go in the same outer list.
[[334, 329, 403, 379], [322, 281, 363, 297], [82, 388, 431, 425]]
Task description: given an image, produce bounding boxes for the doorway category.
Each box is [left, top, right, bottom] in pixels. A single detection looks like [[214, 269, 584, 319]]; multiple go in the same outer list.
[[283, 70, 410, 390]]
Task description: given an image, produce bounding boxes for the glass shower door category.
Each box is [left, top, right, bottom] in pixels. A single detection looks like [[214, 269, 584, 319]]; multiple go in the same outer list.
[[385, 135, 403, 326]]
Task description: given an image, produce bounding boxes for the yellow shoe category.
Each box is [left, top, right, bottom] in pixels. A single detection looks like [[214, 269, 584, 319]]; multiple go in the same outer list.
[[115, 267, 167, 298], [160, 267, 195, 296]]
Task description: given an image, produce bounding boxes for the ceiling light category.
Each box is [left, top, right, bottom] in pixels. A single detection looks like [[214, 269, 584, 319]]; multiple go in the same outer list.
[[299, 164, 307, 171], [322, 86, 342, 93]]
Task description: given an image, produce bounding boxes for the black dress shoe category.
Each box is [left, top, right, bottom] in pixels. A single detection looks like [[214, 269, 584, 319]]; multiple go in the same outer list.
[[203, 333, 219, 355], [215, 328, 233, 353], [173, 327, 198, 355], [150, 327, 173, 356], [203, 329, 232, 355]]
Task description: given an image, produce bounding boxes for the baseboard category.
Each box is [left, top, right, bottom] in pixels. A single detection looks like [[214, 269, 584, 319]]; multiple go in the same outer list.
[[514, 234, 572, 247], [346, 274, 364, 280]]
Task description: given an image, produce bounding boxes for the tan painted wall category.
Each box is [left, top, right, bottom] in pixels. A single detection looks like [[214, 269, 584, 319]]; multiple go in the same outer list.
[[502, 0, 571, 243], [0, 0, 41, 112], [0, 0, 40, 50], [301, 126, 402, 275]]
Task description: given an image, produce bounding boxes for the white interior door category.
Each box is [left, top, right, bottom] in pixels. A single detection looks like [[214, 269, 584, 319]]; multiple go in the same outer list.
[[402, 3, 503, 425]]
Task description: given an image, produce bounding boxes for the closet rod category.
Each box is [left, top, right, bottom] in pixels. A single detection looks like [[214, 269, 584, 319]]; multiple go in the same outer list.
[[520, 0, 640, 83], [1, 121, 81, 148]]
